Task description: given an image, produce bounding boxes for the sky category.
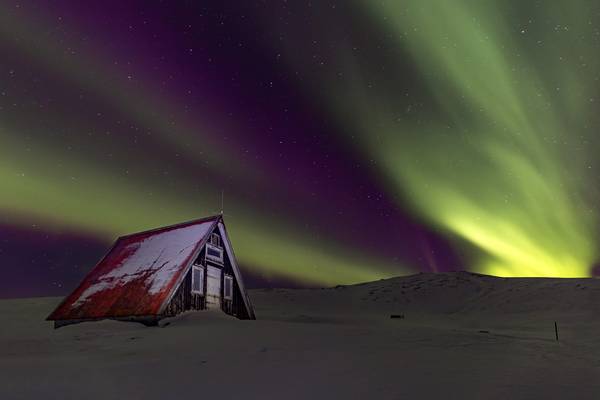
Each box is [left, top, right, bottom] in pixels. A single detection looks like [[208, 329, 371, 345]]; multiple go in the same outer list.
[[1, 1, 600, 298]]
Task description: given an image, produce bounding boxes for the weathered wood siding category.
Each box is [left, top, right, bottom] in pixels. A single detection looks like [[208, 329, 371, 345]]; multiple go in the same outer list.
[[164, 260, 206, 316], [218, 236, 251, 319]]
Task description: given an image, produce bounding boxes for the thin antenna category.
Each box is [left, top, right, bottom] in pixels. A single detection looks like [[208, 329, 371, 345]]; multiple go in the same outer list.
[[220, 190, 224, 215]]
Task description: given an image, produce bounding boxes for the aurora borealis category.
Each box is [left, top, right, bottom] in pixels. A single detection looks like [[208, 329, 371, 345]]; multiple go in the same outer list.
[[1, 1, 600, 297]]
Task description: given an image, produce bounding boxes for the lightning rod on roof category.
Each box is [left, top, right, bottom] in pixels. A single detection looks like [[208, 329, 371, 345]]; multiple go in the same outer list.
[[220, 189, 224, 215]]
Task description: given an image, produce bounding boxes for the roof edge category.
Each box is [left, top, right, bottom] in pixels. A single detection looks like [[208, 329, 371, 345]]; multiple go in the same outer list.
[[118, 214, 223, 241], [217, 221, 256, 319]]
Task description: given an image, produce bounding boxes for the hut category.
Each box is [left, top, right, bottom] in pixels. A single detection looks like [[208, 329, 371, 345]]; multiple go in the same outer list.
[[47, 215, 255, 328]]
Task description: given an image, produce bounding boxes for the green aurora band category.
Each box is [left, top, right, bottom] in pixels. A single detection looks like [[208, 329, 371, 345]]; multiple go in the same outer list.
[[346, 1, 600, 276], [0, 120, 398, 286], [275, 0, 600, 277]]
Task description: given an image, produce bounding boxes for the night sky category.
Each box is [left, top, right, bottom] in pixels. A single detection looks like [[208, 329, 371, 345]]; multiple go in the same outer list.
[[2, 1, 600, 298]]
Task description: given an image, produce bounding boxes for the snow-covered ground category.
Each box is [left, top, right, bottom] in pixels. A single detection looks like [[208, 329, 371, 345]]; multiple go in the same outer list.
[[2, 272, 600, 399]]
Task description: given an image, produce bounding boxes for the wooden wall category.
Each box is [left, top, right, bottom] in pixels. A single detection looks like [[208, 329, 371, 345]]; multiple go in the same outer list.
[[163, 233, 252, 319], [163, 265, 206, 317]]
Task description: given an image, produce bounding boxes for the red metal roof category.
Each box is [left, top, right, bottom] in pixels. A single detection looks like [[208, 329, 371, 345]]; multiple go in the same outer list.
[[48, 215, 221, 321]]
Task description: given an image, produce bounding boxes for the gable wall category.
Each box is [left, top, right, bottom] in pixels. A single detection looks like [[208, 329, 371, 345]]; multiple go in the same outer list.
[[162, 225, 252, 319]]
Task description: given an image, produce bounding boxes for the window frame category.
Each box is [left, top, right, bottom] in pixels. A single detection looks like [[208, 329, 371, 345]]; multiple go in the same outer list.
[[191, 264, 205, 295], [210, 233, 220, 247], [224, 274, 233, 300], [205, 243, 224, 264]]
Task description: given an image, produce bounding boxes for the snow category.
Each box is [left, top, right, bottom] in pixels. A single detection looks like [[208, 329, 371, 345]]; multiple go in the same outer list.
[[3, 272, 600, 399], [72, 281, 111, 308], [72, 222, 214, 309]]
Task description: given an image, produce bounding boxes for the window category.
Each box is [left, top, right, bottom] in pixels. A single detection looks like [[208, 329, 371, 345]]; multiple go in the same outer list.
[[192, 265, 204, 295], [207, 246, 221, 258], [224, 275, 233, 300], [210, 233, 220, 247], [205, 243, 224, 264]]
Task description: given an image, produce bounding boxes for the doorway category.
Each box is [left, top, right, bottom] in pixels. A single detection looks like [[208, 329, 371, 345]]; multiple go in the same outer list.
[[206, 265, 222, 309]]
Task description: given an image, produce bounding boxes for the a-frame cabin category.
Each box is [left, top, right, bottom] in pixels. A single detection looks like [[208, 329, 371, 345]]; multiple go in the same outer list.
[[47, 215, 255, 328]]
